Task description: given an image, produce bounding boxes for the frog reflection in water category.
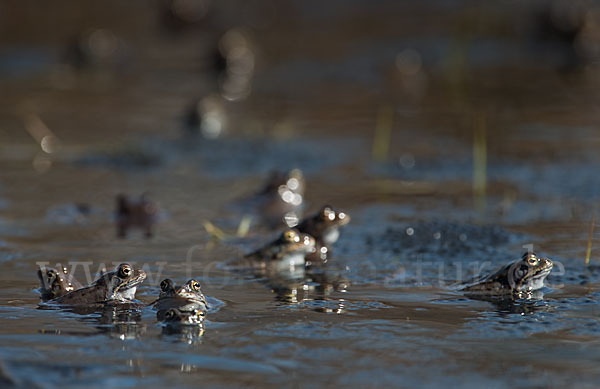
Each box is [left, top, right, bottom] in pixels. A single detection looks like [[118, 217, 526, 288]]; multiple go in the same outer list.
[[50, 263, 146, 305], [160, 308, 205, 342], [153, 279, 208, 321], [461, 252, 553, 296], [37, 266, 83, 301], [236, 229, 316, 271], [266, 268, 350, 309]]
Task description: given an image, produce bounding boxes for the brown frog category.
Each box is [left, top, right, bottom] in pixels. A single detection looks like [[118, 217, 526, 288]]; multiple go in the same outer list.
[[116, 193, 157, 238], [296, 205, 350, 264], [51, 263, 146, 305], [237, 169, 305, 229], [238, 229, 316, 271], [153, 278, 208, 321], [37, 266, 83, 302], [460, 252, 553, 296]]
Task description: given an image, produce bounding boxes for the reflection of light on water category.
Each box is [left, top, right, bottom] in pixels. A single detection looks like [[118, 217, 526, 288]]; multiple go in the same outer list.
[[40, 135, 59, 154], [23, 114, 60, 154], [287, 177, 300, 190], [23, 113, 60, 173], [199, 95, 226, 139], [218, 28, 255, 101], [284, 212, 299, 227]]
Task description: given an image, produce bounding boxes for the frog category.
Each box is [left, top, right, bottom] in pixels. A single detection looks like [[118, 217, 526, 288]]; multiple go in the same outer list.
[[237, 229, 316, 271], [153, 278, 208, 321], [37, 266, 83, 302], [50, 263, 146, 305], [296, 205, 350, 265], [235, 169, 305, 229], [116, 193, 158, 238], [460, 252, 553, 295]]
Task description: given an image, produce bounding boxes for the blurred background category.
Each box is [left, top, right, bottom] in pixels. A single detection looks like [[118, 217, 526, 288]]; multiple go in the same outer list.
[[2, 1, 600, 387], [0, 1, 599, 222]]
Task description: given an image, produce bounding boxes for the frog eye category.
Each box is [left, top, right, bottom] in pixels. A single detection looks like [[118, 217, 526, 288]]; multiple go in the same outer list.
[[527, 256, 538, 266], [118, 264, 132, 278], [165, 310, 176, 320], [283, 230, 299, 242], [321, 207, 336, 221], [190, 280, 201, 291]]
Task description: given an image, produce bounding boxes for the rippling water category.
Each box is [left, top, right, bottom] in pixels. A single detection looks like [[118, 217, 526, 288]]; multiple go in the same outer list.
[[1, 1, 600, 387]]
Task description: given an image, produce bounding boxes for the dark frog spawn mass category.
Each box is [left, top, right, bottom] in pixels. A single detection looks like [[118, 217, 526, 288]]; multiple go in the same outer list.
[[296, 205, 350, 265], [460, 252, 554, 296], [153, 278, 208, 321], [47, 263, 146, 305], [37, 266, 83, 301]]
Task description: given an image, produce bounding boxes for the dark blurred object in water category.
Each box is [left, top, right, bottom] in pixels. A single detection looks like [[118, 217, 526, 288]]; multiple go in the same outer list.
[[61, 29, 127, 71], [45, 203, 93, 225], [116, 194, 158, 238], [77, 145, 163, 169], [159, 0, 213, 34], [533, 1, 586, 72], [0, 360, 15, 387], [297, 205, 350, 266]]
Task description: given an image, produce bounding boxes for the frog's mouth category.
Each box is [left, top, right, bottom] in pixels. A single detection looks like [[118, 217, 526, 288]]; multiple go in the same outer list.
[[113, 270, 147, 300], [521, 263, 553, 291]]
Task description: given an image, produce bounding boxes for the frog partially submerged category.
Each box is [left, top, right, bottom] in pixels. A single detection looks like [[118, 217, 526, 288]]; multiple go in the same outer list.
[[237, 169, 305, 229], [236, 229, 316, 270], [50, 263, 146, 305], [37, 266, 83, 301], [296, 205, 350, 264], [460, 252, 553, 295], [153, 278, 208, 321]]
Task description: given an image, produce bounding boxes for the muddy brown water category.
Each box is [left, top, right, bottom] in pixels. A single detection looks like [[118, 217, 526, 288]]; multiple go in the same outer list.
[[1, 1, 600, 387]]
